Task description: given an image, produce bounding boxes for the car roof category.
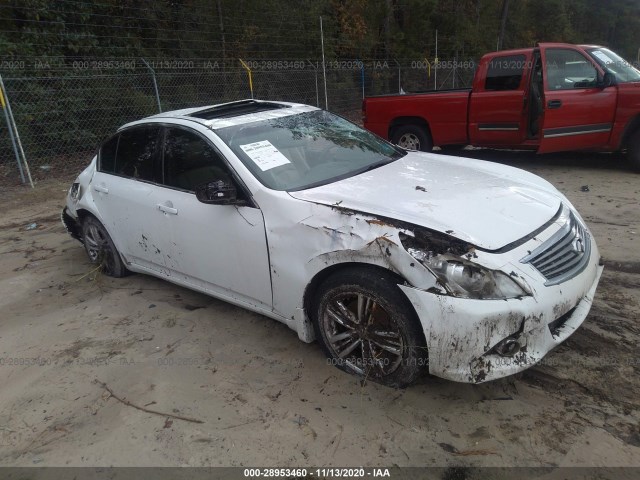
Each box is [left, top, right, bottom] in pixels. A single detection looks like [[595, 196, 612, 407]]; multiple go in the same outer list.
[[119, 99, 320, 131]]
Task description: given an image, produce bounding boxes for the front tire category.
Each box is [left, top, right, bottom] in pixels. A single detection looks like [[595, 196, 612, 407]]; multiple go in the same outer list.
[[81, 216, 128, 277], [312, 268, 427, 388], [391, 125, 433, 152]]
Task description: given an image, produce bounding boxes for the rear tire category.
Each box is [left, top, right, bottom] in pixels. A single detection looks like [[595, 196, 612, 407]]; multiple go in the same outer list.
[[391, 125, 433, 152], [312, 267, 427, 388], [628, 130, 640, 172], [81, 216, 128, 278]]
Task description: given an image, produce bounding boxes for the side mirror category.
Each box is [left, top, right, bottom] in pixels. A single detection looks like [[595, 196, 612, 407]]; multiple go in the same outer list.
[[195, 180, 238, 205], [597, 71, 615, 89]]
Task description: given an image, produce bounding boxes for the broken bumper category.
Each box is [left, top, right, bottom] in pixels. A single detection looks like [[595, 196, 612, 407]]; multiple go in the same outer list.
[[61, 207, 82, 242], [399, 253, 603, 383]]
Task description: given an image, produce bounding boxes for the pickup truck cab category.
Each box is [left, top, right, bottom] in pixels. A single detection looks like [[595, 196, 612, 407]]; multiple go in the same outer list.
[[363, 43, 640, 169]]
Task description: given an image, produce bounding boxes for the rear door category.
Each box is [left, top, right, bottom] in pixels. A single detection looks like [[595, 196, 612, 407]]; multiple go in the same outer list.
[[91, 125, 165, 272], [538, 46, 617, 153], [469, 52, 532, 146]]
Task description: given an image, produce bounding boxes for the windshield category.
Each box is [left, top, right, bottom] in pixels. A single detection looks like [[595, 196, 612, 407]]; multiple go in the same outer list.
[[215, 110, 406, 191], [587, 48, 640, 83]]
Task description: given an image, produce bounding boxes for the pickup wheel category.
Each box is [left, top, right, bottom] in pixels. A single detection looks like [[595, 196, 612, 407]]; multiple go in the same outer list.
[[628, 130, 640, 172], [391, 125, 433, 152]]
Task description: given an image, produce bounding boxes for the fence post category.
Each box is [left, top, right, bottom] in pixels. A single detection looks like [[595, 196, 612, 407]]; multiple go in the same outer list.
[[0, 80, 25, 184], [453, 55, 456, 88], [320, 16, 328, 109], [360, 60, 365, 99], [315, 62, 320, 107], [307, 60, 320, 107], [238, 59, 253, 99], [141, 58, 162, 112], [0, 73, 34, 188], [394, 59, 401, 93], [434, 29, 438, 90]]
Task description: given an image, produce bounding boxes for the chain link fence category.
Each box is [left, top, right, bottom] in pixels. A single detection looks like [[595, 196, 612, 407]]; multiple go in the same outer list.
[[0, 59, 476, 186]]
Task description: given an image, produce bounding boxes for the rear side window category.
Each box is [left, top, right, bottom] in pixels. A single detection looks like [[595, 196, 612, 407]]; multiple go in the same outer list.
[[485, 54, 527, 91], [162, 128, 232, 192], [99, 135, 119, 173], [114, 126, 160, 181]]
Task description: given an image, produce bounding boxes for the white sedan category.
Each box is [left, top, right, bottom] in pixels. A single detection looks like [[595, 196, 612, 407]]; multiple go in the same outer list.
[[62, 100, 603, 387]]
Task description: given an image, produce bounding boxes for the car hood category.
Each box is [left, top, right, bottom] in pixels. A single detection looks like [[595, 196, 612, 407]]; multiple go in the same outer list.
[[288, 152, 563, 251]]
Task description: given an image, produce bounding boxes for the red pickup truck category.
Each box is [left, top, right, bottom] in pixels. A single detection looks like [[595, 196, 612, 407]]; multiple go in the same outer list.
[[363, 43, 640, 169]]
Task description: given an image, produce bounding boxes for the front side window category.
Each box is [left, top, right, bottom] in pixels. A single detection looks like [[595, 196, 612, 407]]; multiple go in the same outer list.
[[215, 110, 405, 191], [545, 49, 598, 90], [162, 128, 233, 192], [485, 54, 527, 91], [114, 126, 160, 181], [588, 47, 640, 84]]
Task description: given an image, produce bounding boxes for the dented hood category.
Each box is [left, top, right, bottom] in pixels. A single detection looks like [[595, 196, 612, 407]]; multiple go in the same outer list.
[[288, 152, 563, 251]]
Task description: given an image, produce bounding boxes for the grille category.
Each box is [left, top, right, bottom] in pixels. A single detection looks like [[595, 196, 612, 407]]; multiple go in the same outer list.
[[521, 209, 591, 286]]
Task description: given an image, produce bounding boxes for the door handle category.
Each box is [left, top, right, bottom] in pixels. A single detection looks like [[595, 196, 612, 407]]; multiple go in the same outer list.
[[93, 185, 109, 194], [157, 204, 178, 215], [547, 99, 562, 109]]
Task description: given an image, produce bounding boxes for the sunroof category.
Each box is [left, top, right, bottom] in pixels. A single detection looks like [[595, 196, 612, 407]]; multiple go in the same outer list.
[[189, 100, 290, 120]]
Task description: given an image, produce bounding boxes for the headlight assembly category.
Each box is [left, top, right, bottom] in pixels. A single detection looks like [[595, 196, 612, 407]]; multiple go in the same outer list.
[[69, 182, 81, 201], [400, 231, 528, 300]]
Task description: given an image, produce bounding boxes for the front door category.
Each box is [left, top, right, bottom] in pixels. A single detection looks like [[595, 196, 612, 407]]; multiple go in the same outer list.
[[538, 46, 617, 153], [152, 125, 272, 310]]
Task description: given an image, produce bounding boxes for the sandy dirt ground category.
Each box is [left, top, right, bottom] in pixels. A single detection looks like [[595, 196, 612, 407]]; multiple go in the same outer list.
[[0, 150, 638, 469]]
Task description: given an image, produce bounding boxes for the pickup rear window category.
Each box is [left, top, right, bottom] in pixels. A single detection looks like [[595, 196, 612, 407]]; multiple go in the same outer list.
[[485, 54, 526, 91]]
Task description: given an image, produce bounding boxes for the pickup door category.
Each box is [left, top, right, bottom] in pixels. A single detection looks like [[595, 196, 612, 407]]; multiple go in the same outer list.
[[468, 51, 533, 147], [538, 45, 617, 153]]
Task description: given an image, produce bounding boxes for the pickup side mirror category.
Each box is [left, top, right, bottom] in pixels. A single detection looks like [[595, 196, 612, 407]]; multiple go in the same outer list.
[[195, 179, 238, 205], [597, 71, 615, 89]]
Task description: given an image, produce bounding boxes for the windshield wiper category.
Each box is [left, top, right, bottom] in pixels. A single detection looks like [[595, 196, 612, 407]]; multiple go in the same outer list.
[[350, 158, 397, 176], [288, 156, 401, 192]]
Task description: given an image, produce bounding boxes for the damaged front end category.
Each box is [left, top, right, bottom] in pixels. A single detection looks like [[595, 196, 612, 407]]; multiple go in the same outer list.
[[292, 202, 601, 385], [399, 230, 530, 300], [397, 223, 603, 384]]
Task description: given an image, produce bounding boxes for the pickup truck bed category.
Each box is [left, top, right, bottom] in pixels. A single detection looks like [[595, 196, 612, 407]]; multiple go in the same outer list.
[[365, 89, 471, 150]]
